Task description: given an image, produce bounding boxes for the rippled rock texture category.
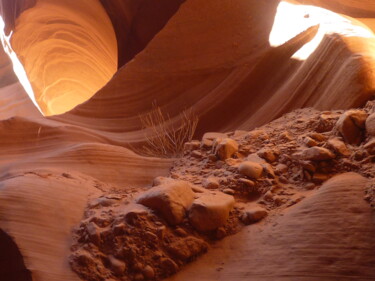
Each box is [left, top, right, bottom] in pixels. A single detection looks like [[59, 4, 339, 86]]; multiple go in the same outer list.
[[0, 0, 374, 280]]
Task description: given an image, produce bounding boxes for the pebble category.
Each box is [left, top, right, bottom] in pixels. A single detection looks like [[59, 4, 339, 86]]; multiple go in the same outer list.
[[142, 265, 155, 279], [301, 147, 335, 161], [223, 188, 235, 195], [238, 161, 264, 179]]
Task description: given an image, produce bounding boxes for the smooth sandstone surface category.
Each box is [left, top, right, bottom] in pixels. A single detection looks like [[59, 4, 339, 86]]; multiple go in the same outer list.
[[169, 173, 375, 280], [0, 0, 374, 280]]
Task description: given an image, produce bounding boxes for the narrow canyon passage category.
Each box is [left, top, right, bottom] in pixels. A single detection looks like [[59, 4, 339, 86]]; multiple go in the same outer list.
[[0, 0, 374, 281]]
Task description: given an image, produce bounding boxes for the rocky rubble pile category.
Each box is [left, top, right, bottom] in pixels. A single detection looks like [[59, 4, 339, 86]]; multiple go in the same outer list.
[[70, 179, 240, 281], [174, 103, 375, 211], [70, 102, 375, 281]]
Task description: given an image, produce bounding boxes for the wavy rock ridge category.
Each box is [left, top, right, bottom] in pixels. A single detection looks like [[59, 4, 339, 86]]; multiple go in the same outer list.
[[0, 0, 374, 280]]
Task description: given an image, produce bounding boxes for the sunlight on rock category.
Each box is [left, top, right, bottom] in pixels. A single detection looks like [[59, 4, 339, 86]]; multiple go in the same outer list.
[[0, 16, 43, 114], [270, 1, 374, 60]]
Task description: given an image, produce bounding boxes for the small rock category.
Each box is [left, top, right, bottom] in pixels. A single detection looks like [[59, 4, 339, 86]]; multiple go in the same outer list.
[[134, 273, 144, 281], [317, 112, 339, 132], [133, 262, 143, 272], [327, 138, 350, 156], [174, 227, 188, 237], [366, 113, 375, 136], [223, 188, 235, 195], [156, 226, 166, 239], [304, 136, 318, 147], [309, 133, 326, 142], [264, 191, 274, 201], [301, 147, 335, 161], [142, 265, 155, 279], [305, 183, 316, 190], [86, 222, 101, 245], [112, 223, 126, 236], [336, 110, 368, 145], [353, 150, 367, 161], [166, 236, 208, 260], [152, 176, 170, 186], [109, 256, 126, 276], [160, 258, 179, 274], [203, 177, 220, 189], [246, 130, 269, 141], [213, 162, 224, 170], [144, 231, 158, 241], [214, 138, 239, 160], [364, 138, 375, 155], [233, 130, 248, 137], [136, 180, 194, 225], [238, 178, 255, 187], [279, 176, 289, 184], [201, 138, 214, 149], [216, 227, 227, 239], [208, 154, 217, 161], [238, 161, 264, 179], [191, 150, 203, 158], [202, 132, 228, 142], [189, 192, 235, 232], [123, 204, 150, 225], [257, 148, 278, 163], [262, 163, 276, 178], [312, 173, 330, 183], [274, 196, 285, 206], [184, 140, 201, 151], [88, 197, 117, 208], [303, 170, 312, 181], [275, 164, 288, 174], [280, 131, 293, 141], [299, 161, 316, 173], [241, 207, 268, 225]]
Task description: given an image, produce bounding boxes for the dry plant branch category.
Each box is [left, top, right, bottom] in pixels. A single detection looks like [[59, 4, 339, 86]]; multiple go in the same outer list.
[[137, 105, 198, 158]]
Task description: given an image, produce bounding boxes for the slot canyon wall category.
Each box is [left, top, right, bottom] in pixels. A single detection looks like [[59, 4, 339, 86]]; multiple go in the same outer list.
[[0, 0, 374, 280]]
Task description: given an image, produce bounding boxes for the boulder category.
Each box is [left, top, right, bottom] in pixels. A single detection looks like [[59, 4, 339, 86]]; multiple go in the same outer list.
[[336, 110, 368, 144], [136, 180, 194, 225], [214, 138, 239, 160], [241, 207, 268, 225], [300, 147, 335, 161], [238, 161, 264, 179], [366, 113, 375, 136], [189, 192, 235, 232], [327, 138, 350, 156]]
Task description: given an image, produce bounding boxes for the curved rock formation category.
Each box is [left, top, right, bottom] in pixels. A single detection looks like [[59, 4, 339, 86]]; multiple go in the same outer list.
[[297, 0, 375, 17], [99, 0, 186, 67], [48, 0, 375, 139], [0, 0, 374, 280], [4, 0, 118, 115]]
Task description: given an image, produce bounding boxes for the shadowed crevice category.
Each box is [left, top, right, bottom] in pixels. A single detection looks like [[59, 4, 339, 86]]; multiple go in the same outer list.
[[0, 229, 32, 281]]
